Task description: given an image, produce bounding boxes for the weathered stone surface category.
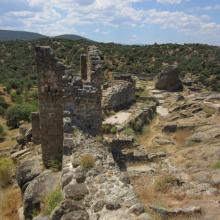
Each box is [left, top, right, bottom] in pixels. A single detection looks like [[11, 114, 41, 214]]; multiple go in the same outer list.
[[23, 170, 60, 219], [102, 75, 136, 111], [106, 201, 121, 210], [51, 200, 85, 220], [155, 66, 183, 92], [31, 112, 41, 144], [61, 211, 89, 220], [128, 203, 145, 216], [33, 216, 49, 220], [186, 125, 220, 143], [149, 205, 202, 217], [35, 46, 64, 167], [64, 183, 89, 200], [93, 200, 106, 212], [16, 157, 42, 192]]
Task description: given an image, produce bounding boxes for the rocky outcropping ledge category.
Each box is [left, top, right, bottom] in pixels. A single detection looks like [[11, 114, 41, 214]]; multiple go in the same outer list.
[[54, 128, 150, 220]]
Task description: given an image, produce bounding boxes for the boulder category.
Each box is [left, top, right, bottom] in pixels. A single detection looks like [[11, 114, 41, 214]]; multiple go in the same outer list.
[[61, 211, 89, 220], [51, 199, 85, 220], [23, 170, 60, 219], [64, 183, 89, 200], [155, 66, 183, 92], [106, 201, 121, 210], [93, 200, 106, 212], [16, 157, 42, 192]]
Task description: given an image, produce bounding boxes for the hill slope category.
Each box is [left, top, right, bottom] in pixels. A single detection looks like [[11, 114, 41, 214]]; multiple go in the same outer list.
[[54, 34, 89, 41], [0, 30, 91, 42], [0, 30, 47, 41], [0, 38, 220, 92]]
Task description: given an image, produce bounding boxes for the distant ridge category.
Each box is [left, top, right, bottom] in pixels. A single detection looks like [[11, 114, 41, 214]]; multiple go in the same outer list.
[[54, 34, 89, 41], [0, 30, 47, 41], [0, 30, 91, 42]]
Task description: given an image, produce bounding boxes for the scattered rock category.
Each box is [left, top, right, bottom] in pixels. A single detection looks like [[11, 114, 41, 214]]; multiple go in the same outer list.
[[93, 200, 106, 212], [64, 183, 89, 200], [106, 201, 121, 210], [149, 205, 202, 217], [128, 203, 145, 216], [51, 200, 85, 220], [163, 124, 177, 133], [61, 211, 89, 220]]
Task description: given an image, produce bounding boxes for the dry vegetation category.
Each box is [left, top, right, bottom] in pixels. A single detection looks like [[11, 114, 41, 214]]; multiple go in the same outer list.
[[80, 154, 95, 169]]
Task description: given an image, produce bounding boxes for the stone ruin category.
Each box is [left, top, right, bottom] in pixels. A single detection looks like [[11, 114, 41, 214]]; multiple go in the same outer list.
[[24, 45, 152, 220], [33, 45, 103, 167], [102, 74, 136, 111]]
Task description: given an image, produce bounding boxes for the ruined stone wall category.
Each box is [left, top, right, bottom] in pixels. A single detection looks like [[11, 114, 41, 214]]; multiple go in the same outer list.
[[54, 128, 149, 220], [31, 112, 40, 144], [87, 46, 103, 90], [64, 84, 102, 136], [34, 45, 103, 166], [35, 46, 64, 167], [102, 75, 136, 111], [63, 45, 103, 136], [80, 54, 87, 81]]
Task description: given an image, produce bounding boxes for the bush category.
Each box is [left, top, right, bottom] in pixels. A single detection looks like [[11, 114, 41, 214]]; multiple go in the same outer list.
[[0, 157, 14, 187], [123, 127, 135, 136], [48, 159, 62, 170], [6, 103, 37, 128], [44, 187, 63, 215], [212, 161, 220, 169], [80, 154, 95, 169], [0, 125, 3, 134], [0, 106, 6, 116], [102, 124, 117, 134], [0, 97, 8, 109], [110, 126, 117, 134]]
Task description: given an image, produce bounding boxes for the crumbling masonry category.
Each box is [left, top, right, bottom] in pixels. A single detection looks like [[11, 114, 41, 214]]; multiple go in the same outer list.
[[34, 45, 103, 167]]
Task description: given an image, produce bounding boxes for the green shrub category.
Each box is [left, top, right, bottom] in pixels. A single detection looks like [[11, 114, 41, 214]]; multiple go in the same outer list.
[[6, 103, 37, 128], [123, 127, 135, 136], [48, 159, 62, 170], [212, 161, 220, 169], [0, 97, 8, 109], [0, 124, 4, 134], [10, 91, 23, 103], [0, 157, 14, 187], [80, 154, 95, 169], [101, 124, 112, 133], [44, 187, 63, 215], [0, 106, 6, 116], [110, 126, 117, 134]]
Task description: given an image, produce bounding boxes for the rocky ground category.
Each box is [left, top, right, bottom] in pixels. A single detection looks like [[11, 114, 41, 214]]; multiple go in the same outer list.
[[127, 80, 220, 220], [1, 75, 220, 220]]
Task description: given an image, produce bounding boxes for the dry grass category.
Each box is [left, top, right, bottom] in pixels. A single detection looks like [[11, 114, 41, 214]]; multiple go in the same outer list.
[[80, 154, 95, 169], [0, 117, 18, 150], [0, 185, 22, 220], [172, 130, 191, 146], [154, 174, 178, 193], [0, 157, 14, 187]]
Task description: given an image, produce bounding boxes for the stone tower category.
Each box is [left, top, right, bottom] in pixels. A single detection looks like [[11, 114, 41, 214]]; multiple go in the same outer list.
[[35, 46, 64, 167]]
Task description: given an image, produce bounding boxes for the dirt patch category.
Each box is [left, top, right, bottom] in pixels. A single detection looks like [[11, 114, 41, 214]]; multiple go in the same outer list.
[[172, 130, 192, 146], [0, 184, 22, 220]]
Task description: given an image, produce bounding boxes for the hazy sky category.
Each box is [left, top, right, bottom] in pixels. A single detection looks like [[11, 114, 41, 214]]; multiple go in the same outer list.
[[1, 0, 220, 45]]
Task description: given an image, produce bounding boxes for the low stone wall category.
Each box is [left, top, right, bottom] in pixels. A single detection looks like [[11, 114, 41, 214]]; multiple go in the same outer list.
[[52, 128, 150, 220], [102, 79, 135, 111]]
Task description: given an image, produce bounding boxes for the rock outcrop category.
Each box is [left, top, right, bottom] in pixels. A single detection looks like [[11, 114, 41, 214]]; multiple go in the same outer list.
[[102, 74, 136, 111], [155, 66, 183, 91]]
